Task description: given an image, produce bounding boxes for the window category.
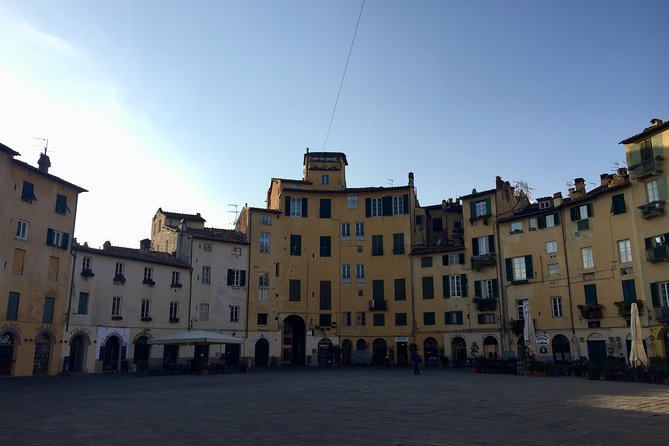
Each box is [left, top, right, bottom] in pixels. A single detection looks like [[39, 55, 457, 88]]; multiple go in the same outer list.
[[423, 312, 436, 325], [395, 313, 407, 326], [344, 312, 352, 326], [321, 174, 329, 185], [548, 263, 560, 278], [320, 236, 331, 257], [355, 222, 364, 240], [320, 281, 332, 310], [12, 249, 25, 274], [341, 265, 351, 283], [528, 218, 537, 231], [200, 303, 209, 321], [392, 195, 406, 215], [171, 271, 181, 286], [421, 256, 432, 268], [443, 253, 465, 265], [373, 314, 385, 326], [517, 299, 528, 320], [570, 204, 593, 222], [584, 284, 598, 305], [319, 314, 332, 326], [202, 266, 211, 284], [393, 233, 404, 255], [260, 215, 272, 225], [290, 235, 302, 256], [545, 241, 558, 254], [48, 256, 59, 281], [16, 220, 28, 239], [472, 199, 490, 218], [21, 181, 36, 203], [611, 194, 626, 214], [143, 267, 153, 281], [618, 240, 632, 263], [55, 194, 69, 214], [141, 299, 151, 319], [259, 272, 269, 300], [227, 269, 246, 287], [111, 296, 122, 317], [288, 197, 304, 217], [356, 312, 366, 327], [78, 292, 89, 314], [394, 278, 406, 301], [289, 279, 301, 301], [43, 297, 55, 323], [475, 279, 497, 299], [653, 282, 669, 307], [319, 199, 331, 218], [371, 198, 383, 217], [551, 297, 563, 318], [372, 235, 383, 256], [646, 179, 659, 203], [372, 280, 385, 301], [260, 232, 271, 253], [449, 275, 463, 297], [46, 228, 69, 249], [473, 235, 494, 256], [513, 257, 527, 280], [169, 302, 179, 320], [506, 256, 532, 283], [6, 292, 20, 320], [477, 313, 495, 324], [341, 223, 351, 240], [82, 256, 92, 271], [230, 306, 240, 323], [355, 264, 365, 283], [432, 217, 443, 232], [510, 221, 523, 233], [203, 243, 212, 252], [622, 279, 637, 303], [115, 262, 125, 277], [422, 276, 434, 299], [544, 214, 557, 228], [348, 195, 358, 208], [581, 247, 594, 269], [539, 200, 553, 209]]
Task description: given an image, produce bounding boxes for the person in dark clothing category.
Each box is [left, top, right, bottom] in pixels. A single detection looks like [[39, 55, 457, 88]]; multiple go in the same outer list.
[[411, 351, 421, 375]]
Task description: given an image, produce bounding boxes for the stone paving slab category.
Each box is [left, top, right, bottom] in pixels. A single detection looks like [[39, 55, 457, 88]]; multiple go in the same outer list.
[[1, 368, 668, 445]]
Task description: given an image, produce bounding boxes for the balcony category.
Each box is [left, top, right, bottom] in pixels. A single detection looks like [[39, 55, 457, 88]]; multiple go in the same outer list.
[[639, 200, 665, 219], [80, 268, 95, 278], [471, 253, 496, 271], [369, 299, 387, 311], [113, 274, 126, 284], [473, 297, 497, 312], [654, 307, 669, 323], [614, 300, 644, 317], [646, 244, 669, 262], [577, 304, 603, 320], [143, 278, 156, 286], [629, 156, 663, 180]]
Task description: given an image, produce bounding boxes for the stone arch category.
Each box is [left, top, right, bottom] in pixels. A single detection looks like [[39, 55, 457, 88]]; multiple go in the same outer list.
[[33, 329, 56, 375], [0, 330, 20, 375], [68, 331, 91, 373], [483, 336, 499, 359]]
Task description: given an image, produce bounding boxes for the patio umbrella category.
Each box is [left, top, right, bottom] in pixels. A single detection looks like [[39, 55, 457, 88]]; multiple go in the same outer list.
[[629, 302, 649, 368], [523, 303, 536, 357], [149, 330, 243, 345]]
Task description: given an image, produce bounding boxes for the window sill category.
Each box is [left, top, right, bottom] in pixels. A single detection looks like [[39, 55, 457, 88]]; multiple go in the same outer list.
[[170, 283, 183, 288], [141, 317, 152, 322], [111, 316, 123, 321]]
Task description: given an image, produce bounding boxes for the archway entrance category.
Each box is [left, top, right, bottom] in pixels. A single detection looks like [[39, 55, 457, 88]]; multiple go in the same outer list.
[[282, 315, 306, 365], [33, 332, 52, 375], [552, 334, 571, 363], [586, 333, 606, 364], [372, 338, 388, 366], [317, 338, 333, 367], [341, 339, 352, 365], [483, 336, 499, 359], [396, 341, 408, 367], [69, 333, 87, 372], [255, 338, 269, 367], [103, 336, 121, 371], [451, 337, 467, 366], [162, 345, 179, 369], [0, 332, 16, 375], [133, 336, 151, 371], [665, 330, 669, 364], [423, 337, 439, 366]]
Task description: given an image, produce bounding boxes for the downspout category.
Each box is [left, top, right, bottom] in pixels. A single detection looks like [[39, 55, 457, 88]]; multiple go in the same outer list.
[[409, 184, 417, 348], [65, 194, 82, 333], [559, 206, 578, 355], [493, 193, 508, 352], [244, 210, 252, 358], [187, 234, 194, 331]]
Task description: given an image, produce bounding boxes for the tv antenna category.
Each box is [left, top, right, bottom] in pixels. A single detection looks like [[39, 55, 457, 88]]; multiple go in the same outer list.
[[228, 204, 239, 226], [386, 178, 394, 187], [32, 137, 51, 154], [510, 179, 535, 201]]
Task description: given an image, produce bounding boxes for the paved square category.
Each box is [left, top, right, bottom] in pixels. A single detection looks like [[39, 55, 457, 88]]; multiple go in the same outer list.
[[2, 368, 668, 445]]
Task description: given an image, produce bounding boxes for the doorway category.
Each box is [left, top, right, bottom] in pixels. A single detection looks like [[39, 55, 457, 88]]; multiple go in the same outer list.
[[282, 315, 306, 365], [423, 337, 439, 366], [103, 336, 121, 371], [225, 343, 241, 366], [318, 338, 333, 367], [341, 339, 352, 365], [451, 337, 467, 366], [133, 336, 151, 371], [33, 333, 52, 375], [396, 341, 408, 367], [255, 338, 269, 367], [0, 332, 16, 375], [69, 334, 87, 372], [552, 334, 571, 363], [372, 338, 388, 366]]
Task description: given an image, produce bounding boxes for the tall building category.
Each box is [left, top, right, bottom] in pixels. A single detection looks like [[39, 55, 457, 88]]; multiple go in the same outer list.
[[0, 143, 86, 376]]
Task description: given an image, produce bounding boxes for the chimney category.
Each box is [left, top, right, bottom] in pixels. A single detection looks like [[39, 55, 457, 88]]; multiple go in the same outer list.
[[37, 152, 51, 173], [650, 118, 663, 127], [408, 172, 414, 187], [553, 192, 563, 206], [103, 241, 111, 250], [600, 173, 611, 187], [140, 238, 151, 251]]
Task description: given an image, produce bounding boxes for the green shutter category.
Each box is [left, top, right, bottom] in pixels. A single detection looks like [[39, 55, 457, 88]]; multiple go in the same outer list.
[[472, 238, 479, 256], [61, 233, 70, 250], [403, 194, 409, 214], [554, 212, 560, 225], [474, 280, 482, 298], [240, 270, 246, 286], [442, 255, 449, 266], [586, 203, 593, 217], [443, 275, 450, 298], [461, 274, 468, 297], [485, 198, 491, 216], [650, 282, 660, 307], [505, 258, 513, 282], [285, 196, 291, 216], [459, 253, 465, 264], [570, 207, 579, 221], [46, 228, 54, 246], [227, 270, 234, 286], [492, 279, 499, 299], [538, 216, 546, 229], [488, 235, 495, 254], [365, 198, 371, 217], [470, 201, 476, 219], [382, 196, 392, 216], [302, 198, 308, 217], [611, 194, 626, 215], [456, 311, 463, 324], [525, 255, 533, 280]]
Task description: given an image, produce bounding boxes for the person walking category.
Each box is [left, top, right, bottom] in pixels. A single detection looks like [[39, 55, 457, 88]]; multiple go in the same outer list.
[[411, 350, 421, 375]]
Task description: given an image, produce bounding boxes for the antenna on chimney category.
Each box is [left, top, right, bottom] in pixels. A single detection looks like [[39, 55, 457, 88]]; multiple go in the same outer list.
[[386, 178, 394, 187], [32, 137, 50, 154], [228, 204, 239, 227]]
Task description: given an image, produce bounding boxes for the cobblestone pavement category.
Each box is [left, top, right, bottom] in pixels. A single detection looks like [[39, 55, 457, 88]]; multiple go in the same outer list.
[[2, 367, 668, 446]]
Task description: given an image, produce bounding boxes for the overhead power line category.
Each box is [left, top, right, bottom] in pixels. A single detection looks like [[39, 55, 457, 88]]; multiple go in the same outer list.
[[323, 0, 365, 150]]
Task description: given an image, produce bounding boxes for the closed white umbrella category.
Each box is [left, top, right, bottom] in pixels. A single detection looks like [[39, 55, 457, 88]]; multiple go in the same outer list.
[[523, 303, 536, 357], [629, 303, 649, 367], [149, 330, 243, 345]]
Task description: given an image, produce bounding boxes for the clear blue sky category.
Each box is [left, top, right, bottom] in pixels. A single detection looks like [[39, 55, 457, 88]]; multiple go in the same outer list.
[[2, 0, 668, 248]]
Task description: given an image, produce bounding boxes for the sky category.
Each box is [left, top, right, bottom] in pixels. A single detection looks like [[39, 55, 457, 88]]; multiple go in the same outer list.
[[1, 0, 668, 249]]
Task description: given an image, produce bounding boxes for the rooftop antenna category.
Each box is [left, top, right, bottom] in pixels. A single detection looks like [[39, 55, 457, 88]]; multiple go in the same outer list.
[[228, 204, 239, 227], [386, 178, 394, 187], [510, 179, 535, 201], [32, 137, 51, 154]]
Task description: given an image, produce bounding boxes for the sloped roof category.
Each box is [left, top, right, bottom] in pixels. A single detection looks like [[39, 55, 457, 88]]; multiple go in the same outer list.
[[74, 244, 189, 268], [619, 119, 669, 144], [0, 142, 20, 157], [158, 208, 206, 222], [184, 227, 248, 244]]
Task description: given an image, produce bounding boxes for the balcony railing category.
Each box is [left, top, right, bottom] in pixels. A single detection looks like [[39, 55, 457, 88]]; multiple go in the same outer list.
[[473, 297, 497, 312], [614, 300, 644, 317], [629, 156, 663, 180], [639, 200, 665, 219], [646, 244, 669, 262], [369, 299, 387, 311], [471, 253, 496, 271], [654, 307, 669, 323], [577, 304, 603, 320]]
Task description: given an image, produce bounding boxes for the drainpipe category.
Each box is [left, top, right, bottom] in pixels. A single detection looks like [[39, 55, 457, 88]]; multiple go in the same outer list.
[[65, 194, 82, 333], [187, 234, 194, 331], [493, 193, 508, 353], [559, 206, 578, 356]]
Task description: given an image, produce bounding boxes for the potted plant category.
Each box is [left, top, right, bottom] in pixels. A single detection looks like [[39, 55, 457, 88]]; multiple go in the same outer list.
[[239, 357, 250, 373]]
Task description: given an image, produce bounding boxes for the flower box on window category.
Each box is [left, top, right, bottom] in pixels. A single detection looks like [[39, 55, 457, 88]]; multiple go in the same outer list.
[[80, 268, 95, 278]]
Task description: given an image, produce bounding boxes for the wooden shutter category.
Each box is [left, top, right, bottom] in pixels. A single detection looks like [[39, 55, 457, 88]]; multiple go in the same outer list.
[[301, 198, 308, 217], [46, 228, 54, 246], [538, 216, 546, 229], [12, 249, 25, 274], [611, 194, 626, 215], [443, 275, 450, 298], [382, 196, 392, 216], [650, 282, 660, 307], [365, 198, 372, 217], [474, 280, 482, 298], [525, 255, 533, 280], [492, 279, 499, 298], [240, 270, 246, 286], [459, 253, 465, 264], [485, 198, 491, 215], [61, 233, 70, 250], [470, 201, 477, 219], [284, 196, 291, 216], [402, 194, 409, 214], [227, 269, 234, 285], [488, 235, 495, 253], [505, 258, 513, 282], [553, 213, 560, 225], [472, 238, 479, 256], [570, 207, 579, 221], [622, 279, 636, 303], [456, 311, 463, 324], [442, 255, 449, 266], [586, 203, 593, 217], [460, 274, 468, 297]]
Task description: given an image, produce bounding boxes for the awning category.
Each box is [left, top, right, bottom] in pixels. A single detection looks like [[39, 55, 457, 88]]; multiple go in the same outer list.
[[149, 330, 244, 345]]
